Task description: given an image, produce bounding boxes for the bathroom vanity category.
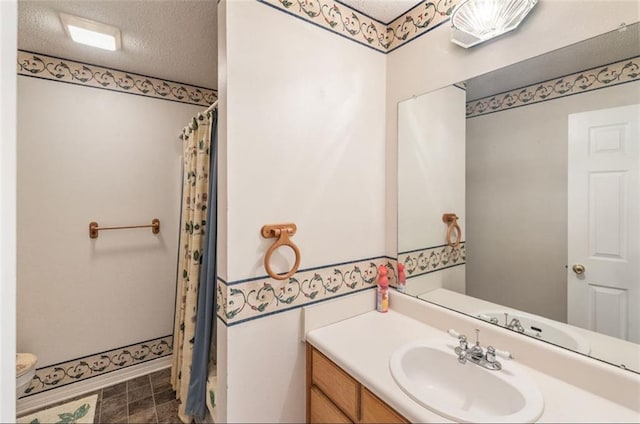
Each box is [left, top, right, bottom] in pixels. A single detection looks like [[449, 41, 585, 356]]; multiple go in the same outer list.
[[307, 344, 408, 423], [305, 292, 640, 423]]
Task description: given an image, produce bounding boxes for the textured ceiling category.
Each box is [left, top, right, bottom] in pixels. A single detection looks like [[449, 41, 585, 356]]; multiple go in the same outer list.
[[466, 23, 640, 101], [18, 0, 217, 89], [339, 0, 422, 23], [16, 0, 424, 90]]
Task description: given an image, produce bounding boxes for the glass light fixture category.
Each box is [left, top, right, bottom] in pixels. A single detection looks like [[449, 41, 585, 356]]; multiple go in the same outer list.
[[60, 13, 122, 51], [451, 0, 537, 48]]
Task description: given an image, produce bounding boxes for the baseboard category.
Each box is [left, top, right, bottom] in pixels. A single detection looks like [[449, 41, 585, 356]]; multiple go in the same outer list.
[[17, 356, 172, 416]]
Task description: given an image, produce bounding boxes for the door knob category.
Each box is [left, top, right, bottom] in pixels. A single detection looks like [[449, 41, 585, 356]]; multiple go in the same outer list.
[[572, 264, 585, 275]]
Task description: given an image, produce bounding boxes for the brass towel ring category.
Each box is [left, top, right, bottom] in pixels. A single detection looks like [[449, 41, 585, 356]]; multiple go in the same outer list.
[[442, 213, 461, 247], [261, 223, 301, 280]]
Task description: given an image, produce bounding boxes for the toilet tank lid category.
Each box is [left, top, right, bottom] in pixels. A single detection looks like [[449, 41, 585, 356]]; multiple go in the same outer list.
[[16, 353, 38, 377]]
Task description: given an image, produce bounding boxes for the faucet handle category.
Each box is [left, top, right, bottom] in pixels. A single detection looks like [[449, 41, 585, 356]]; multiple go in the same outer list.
[[486, 346, 497, 363], [494, 348, 513, 360], [447, 329, 461, 338], [484, 346, 503, 371], [478, 314, 500, 325], [458, 334, 468, 349], [448, 329, 468, 351]]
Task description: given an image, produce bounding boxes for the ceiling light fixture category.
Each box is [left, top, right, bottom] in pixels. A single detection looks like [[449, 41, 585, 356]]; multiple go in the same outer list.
[[451, 0, 537, 48], [60, 13, 122, 51]]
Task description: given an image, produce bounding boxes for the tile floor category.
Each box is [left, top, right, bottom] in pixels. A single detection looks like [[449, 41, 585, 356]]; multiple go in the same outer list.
[[22, 368, 184, 423]]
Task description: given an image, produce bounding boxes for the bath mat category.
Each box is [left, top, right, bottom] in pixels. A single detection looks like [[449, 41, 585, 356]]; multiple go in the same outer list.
[[18, 394, 97, 424]]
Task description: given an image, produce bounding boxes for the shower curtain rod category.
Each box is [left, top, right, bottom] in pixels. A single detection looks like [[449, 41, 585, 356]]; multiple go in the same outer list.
[[177, 100, 218, 140], [205, 100, 218, 113]]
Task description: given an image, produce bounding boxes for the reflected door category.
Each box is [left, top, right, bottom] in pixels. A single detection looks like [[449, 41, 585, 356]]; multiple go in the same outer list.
[[568, 104, 640, 343]]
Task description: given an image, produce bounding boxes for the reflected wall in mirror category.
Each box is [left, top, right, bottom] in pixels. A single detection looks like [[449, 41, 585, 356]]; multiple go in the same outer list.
[[397, 23, 640, 373]]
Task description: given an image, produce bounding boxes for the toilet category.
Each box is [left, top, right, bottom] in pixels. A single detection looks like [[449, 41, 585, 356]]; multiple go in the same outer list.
[[16, 353, 37, 398]]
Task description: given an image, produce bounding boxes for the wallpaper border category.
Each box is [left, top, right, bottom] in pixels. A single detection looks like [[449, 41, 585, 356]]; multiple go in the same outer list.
[[217, 255, 398, 326], [17, 50, 217, 107], [466, 56, 640, 118], [21, 335, 173, 398], [256, 0, 458, 54], [399, 242, 466, 279]]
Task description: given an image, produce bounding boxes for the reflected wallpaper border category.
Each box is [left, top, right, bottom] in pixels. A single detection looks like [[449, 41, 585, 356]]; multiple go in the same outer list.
[[17, 50, 217, 106], [217, 255, 398, 325], [466, 56, 640, 118], [399, 243, 466, 279]]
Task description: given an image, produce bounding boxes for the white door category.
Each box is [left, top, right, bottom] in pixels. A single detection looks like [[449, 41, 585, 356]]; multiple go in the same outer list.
[[568, 104, 639, 343]]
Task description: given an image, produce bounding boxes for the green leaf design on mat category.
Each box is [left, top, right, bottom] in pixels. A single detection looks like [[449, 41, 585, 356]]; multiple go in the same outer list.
[[56, 403, 89, 423], [209, 390, 216, 407], [30, 419, 39, 424]]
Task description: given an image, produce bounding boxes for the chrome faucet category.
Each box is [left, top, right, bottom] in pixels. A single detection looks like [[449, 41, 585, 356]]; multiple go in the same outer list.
[[507, 318, 525, 333], [504, 313, 525, 332], [448, 329, 512, 371]]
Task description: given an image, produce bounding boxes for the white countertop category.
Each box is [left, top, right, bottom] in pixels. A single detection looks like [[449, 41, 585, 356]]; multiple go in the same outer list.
[[306, 309, 640, 423]]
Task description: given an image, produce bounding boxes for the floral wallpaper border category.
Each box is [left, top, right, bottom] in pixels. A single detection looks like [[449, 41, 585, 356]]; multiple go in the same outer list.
[[21, 335, 173, 398], [386, 0, 456, 52], [466, 56, 640, 118], [17, 50, 217, 107], [216, 256, 398, 325], [257, 0, 458, 53], [399, 242, 466, 279]]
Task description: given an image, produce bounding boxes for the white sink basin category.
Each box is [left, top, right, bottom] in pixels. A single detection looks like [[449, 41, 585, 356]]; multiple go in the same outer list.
[[389, 339, 544, 423], [478, 310, 591, 355]]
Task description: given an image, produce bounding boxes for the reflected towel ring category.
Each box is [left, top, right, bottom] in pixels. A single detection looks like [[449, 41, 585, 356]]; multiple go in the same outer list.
[[261, 223, 301, 280], [442, 213, 461, 247]]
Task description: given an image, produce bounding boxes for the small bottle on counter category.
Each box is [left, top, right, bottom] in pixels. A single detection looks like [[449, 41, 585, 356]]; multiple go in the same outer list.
[[377, 265, 389, 313], [397, 262, 406, 293]]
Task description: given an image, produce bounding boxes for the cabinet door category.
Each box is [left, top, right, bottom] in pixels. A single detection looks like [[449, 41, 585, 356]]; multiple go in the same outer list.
[[311, 348, 359, 421], [360, 387, 408, 424], [310, 386, 353, 424]]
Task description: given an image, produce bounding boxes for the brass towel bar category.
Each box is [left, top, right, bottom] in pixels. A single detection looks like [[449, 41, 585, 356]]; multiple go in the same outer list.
[[89, 218, 160, 239]]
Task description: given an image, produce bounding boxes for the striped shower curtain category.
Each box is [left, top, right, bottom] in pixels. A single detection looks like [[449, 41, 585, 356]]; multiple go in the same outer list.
[[171, 109, 217, 422]]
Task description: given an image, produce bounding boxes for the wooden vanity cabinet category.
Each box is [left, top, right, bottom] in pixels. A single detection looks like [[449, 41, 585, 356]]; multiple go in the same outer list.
[[307, 344, 409, 424], [360, 387, 408, 424]]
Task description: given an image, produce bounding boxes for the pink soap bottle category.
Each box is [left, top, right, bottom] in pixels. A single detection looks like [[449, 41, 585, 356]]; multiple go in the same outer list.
[[377, 265, 389, 313], [397, 263, 406, 293]]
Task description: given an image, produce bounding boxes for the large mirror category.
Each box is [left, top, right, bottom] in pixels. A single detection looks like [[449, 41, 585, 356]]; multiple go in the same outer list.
[[398, 23, 640, 373]]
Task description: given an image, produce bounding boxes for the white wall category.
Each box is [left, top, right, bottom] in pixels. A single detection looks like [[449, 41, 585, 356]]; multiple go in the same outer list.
[[1, 0, 18, 418], [466, 82, 640, 323], [398, 85, 466, 295], [17, 77, 201, 367], [215, 0, 228, 420], [217, 0, 228, 283], [226, 308, 306, 422], [386, 0, 640, 258], [225, 1, 386, 281], [219, 0, 386, 421], [398, 85, 466, 252]]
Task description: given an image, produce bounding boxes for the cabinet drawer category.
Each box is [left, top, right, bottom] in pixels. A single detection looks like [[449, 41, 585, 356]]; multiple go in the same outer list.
[[311, 348, 359, 421], [310, 386, 353, 424], [361, 387, 409, 424]]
